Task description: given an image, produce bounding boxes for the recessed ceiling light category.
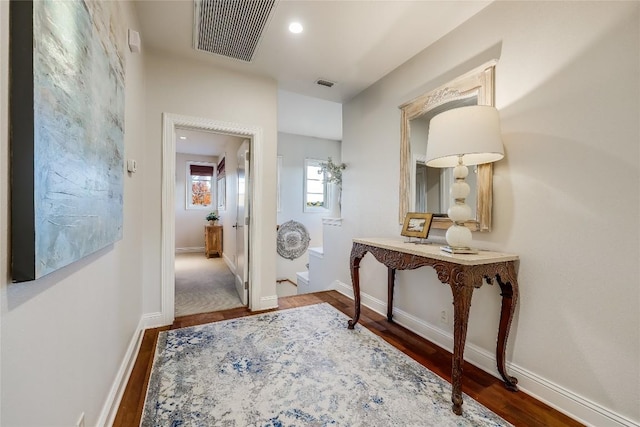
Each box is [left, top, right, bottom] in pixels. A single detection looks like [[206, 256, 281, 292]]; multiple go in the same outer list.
[[288, 22, 303, 34], [179, 136, 187, 140]]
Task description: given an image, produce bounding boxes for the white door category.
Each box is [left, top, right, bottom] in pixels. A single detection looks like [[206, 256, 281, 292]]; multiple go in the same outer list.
[[234, 140, 250, 305]]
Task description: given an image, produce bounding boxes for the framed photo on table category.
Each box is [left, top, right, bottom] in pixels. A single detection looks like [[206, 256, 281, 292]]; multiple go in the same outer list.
[[401, 212, 434, 239]]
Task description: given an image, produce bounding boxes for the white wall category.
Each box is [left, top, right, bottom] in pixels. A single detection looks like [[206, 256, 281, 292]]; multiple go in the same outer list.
[[277, 90, 343, 140], [276, 133, 341, 283], [219, 138, 244, 273], [218, 138, 245, 270], [333, 1, 639, 425], [143, 52, 278, 314], [175, 153, 217, 251], [0, 2, 146, 425]]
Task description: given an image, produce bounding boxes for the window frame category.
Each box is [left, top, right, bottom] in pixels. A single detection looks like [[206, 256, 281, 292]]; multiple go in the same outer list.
[[303, 158, 330, 213], [216, 176, 226, 211], [185, 161, 215, 210], [216, 155, 226, 211], [277, 155, 282, 213]]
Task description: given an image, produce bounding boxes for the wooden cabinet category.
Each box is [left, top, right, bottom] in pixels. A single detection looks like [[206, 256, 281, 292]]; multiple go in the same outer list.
[[205, 225, 223, 258]]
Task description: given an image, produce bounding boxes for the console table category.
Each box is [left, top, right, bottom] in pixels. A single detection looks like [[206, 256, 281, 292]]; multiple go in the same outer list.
[[347, 237, 519, 415]]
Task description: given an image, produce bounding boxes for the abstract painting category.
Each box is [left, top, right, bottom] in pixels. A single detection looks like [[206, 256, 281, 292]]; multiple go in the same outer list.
[[10, 1, 126, 282]]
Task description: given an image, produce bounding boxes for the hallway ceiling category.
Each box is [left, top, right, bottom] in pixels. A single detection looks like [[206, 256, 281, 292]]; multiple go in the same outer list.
[[175, 128, 243, 156], [134, 0, 492, 103]]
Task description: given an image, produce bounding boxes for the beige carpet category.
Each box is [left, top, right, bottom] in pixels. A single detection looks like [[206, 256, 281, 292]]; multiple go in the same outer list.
[[175, 253, 244, 317]]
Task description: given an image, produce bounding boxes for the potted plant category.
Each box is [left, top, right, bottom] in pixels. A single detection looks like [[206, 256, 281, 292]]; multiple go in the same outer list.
[[206, 211, 220, 225], [319, 157, 347, 216], [319, 157, 347, 188]]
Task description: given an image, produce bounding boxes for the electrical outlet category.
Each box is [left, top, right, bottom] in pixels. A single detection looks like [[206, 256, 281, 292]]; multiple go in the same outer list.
[[76, 412, 85, 427], [440, 310, 448, 324]]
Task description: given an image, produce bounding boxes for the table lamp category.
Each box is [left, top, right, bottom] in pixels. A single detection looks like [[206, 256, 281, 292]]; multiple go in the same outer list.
[[425, 105, 504, 254]]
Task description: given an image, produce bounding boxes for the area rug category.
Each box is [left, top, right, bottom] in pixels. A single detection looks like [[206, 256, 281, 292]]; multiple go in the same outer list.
[[141, 303, 511, 426]]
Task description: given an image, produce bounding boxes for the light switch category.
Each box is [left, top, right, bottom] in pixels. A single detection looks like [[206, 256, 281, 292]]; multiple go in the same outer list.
[[127, 159, 137, 173]]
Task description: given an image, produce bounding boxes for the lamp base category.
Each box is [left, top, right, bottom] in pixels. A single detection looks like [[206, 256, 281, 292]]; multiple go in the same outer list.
[[441, 246, 478, 255]]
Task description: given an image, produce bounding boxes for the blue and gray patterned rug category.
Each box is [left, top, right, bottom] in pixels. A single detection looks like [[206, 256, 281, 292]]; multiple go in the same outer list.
[[142, 303, 511, 426]]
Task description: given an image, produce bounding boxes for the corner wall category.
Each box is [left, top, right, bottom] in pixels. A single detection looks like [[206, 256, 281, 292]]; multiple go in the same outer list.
[[337, 1, 639, 425], [276, 132, 341, 283]]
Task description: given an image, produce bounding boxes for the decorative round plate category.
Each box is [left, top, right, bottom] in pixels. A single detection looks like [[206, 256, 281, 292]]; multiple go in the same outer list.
[[277, 220, 311, 260]]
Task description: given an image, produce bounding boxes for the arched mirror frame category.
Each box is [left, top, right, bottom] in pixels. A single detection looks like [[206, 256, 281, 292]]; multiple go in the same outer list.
[[399, 60, 497, 231]]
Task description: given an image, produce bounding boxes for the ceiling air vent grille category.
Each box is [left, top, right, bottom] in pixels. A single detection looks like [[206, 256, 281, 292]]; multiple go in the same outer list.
[[316, 79, 335, 88], [194, 0, 277, 62]]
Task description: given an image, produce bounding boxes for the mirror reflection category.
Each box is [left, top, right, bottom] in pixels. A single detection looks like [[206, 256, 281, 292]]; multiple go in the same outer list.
[[410, 97, 478, 216], [398, 60, 497, 231]]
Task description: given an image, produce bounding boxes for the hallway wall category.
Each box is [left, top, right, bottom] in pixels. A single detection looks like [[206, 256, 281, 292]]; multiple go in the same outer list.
[[332, 2, 639, 424], [0, 2, 147, 425], [142, 52, 279, 314]]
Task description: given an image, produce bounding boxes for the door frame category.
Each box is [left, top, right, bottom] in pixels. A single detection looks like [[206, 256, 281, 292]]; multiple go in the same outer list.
[[161, 113, 263, 325], [234, 140, 250, 305]]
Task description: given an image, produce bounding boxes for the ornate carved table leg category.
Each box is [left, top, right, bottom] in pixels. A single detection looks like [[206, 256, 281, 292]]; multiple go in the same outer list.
[[348, 244, 367, 329], [387, 268, 396, 322], [450, 282, 474, 416], [495, 262, 519, 391]]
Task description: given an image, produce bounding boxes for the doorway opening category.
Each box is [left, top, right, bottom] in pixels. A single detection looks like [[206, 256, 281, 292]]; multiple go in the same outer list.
[[161, 113, 262, 325], [173, 128, 247, 317]]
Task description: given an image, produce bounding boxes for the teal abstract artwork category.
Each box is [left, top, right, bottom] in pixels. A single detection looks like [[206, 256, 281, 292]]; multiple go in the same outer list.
[[10, 1, 125, 281]]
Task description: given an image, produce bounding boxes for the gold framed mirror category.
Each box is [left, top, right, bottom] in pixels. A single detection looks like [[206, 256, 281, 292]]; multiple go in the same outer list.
[[399, 60, 497, 231]]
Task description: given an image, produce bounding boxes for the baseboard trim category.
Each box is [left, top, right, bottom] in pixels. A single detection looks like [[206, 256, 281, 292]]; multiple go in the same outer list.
[[141, 311, 167, 329], [97, 317, 145, 427], [508, 365, 639, 427], [222, 252, 236, 273], [259, 294, 278, 311], [175, 247, 204, 253], [332, 280, 638, 427]]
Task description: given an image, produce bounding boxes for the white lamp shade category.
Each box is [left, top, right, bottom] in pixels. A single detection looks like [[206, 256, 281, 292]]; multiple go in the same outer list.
[[425, 105, 504, 168]]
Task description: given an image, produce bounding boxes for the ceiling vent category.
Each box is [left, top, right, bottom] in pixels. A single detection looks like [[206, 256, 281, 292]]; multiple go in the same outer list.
[[316, 79, 336, 88], [194, 0, 277, 62]]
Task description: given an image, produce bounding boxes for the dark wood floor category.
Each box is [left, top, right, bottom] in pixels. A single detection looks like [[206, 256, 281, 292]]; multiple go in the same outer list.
[[114, 291, 583, 427]]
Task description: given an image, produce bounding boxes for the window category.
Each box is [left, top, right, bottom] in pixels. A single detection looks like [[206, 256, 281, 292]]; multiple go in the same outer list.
[[186, 161, 215, 210], [216, 178, 226, 210], [216, 157, 226, 211], [304, 159, 329, 212]]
